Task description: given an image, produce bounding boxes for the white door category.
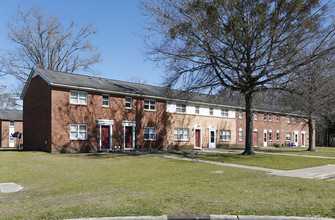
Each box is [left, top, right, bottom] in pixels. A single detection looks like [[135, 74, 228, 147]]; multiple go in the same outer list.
[[294, 131, 299, 146], [208, 128, 216, 148], [9, 121, 15, 147], [263, 130, 267, 147]]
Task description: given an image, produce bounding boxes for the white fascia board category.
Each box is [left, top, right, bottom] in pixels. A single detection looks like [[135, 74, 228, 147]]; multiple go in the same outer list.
[[20, 69, 52, 100]]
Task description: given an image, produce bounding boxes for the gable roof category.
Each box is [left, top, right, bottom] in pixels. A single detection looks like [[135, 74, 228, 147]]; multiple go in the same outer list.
[[21, 68, 303, 116], [0, 109, 23, 121]]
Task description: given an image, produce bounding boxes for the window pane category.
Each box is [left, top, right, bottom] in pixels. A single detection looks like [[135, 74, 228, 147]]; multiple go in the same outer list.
[[70, 125, 78, 132], [79, 125, 86, 132], [70, 132, 78, 139]]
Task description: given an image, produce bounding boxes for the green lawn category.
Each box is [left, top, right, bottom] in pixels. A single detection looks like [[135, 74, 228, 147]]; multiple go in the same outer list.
[[0, 151, 335, 219]]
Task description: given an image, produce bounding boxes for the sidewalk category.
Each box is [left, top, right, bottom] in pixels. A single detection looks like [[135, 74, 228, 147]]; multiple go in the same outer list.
[[150, 154, 335, 180]]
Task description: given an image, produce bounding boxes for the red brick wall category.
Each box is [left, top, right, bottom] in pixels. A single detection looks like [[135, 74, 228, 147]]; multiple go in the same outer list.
[[23, 75, 52, 152], [236, 110, 312, 147], [50, 88, 168, 152]]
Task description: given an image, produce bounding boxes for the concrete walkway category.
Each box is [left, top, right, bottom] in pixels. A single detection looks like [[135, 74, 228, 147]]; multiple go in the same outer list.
[[151, 154, 335, 180], [201, 149, 335, 160]]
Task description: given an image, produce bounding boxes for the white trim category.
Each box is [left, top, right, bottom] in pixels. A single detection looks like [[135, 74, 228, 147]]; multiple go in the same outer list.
[[144, 127, 156, 141], [9, 121, 15, 147], [263, 130, 267, 147], [239, 128, 243, 141], [301, 131, 306, 147], [102, 94, 110, 107], [125, 97, 132, 109], [208, 125, 216, 148], [294, 131, 299, 146], [122, 121, 136, 150], [144, 99, 156, 111], [254, 129, 258, 132], [70, 90, 88, 105], [193, 125, 202, 149], [20, 69, 52, 99], [70, 124, 88, 140], [98, 119, 114, 151]]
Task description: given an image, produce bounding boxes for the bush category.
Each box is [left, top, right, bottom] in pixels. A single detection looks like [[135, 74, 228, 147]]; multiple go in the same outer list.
[[273, 143, 280, 148]]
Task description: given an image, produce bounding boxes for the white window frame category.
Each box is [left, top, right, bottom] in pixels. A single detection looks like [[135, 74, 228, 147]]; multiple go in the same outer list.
[[125, 97, 132, 109], [264, 113, 267, 121], [286, 116, 291, 123], [239, 128, 243, 141], [70, 90, 87, 105], [254, 112, 258, 120], [195, 106, 200, 114], [277, 130, 280, 142], [269, 113, 272, 121], [294, 117, 298, 124], [70, 124, 87, 140], [219, 130, 231, 141], [221, 109, 229, 117], [144, 99, 156, 111], [174, 128, 189, 141], [176, 104, 186, 113], [269, 130, 272, 142], [102, 94, 109, 107], [238, 110, 242, 119], [277, 114, 280, 122], [286, 132, 291, 141], [144, 127, 156, 141], [209, 107, 214, 116]]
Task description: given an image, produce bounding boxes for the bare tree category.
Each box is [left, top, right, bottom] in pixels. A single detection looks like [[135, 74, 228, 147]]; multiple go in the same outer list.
[[0, 6, 102, 83], [284, 55, 335, 151], [141, 0, 335, 155]]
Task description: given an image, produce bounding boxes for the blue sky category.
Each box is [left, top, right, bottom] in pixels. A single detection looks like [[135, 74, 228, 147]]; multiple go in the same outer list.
[[0, 0, 164, 92]]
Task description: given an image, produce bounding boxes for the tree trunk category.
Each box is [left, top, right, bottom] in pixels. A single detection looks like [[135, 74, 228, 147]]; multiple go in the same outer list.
[[242, 93, 256, 155], [307, 116, 315, 151]]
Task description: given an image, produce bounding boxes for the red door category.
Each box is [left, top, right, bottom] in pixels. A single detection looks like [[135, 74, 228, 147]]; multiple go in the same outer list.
[[125, 126, 133, 149], [253, 132, 258, 147], [195, 130, 200, 148], [101, 126, 110, 149]]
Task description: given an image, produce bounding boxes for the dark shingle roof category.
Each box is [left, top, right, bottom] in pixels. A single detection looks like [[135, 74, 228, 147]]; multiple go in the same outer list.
[[0, 109, 23, 121], [29, 68, 302, 116]]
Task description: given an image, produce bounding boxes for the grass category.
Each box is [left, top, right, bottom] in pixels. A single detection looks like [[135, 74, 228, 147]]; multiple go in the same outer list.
[[0, 151, 335, 219]]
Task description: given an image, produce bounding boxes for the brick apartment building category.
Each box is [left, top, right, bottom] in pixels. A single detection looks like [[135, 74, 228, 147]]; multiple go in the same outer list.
[[21, 68, 312, 153], [0, 109, 23, 148]]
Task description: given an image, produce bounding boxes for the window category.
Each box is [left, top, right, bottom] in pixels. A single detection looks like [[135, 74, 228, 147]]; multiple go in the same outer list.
[[238, 110, 242, 119], [301, 117, 304, 124], [286, 132, 291, 141], [276, 114, 280, 122], [269, 114, 272, 121], [277, 130, 280, 141], [209, 108, 213, 115], [286, 116, 291, 123], [269, 130, 272, 142], [174, 128, 189, 141], [102, 95, 109, 107], [264, 113, 267, 121], [70, 124, 87, 140], [125, 97, 132, 109], [221, 109, 228, 117], [144, 99, 156, 111], [254, 112, 258, 120], [176, 104, 186, 113], [10, 121, 14, 127], [195, 106, 200, 114], [239, 128, 243, 141], [70, 91, 87, 105], [144, 127, 156, 140], [294, 117, 298, 124], [219, 130, 231, 141]]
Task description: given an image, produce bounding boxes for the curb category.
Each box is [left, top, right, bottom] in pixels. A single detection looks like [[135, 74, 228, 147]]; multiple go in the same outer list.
[[69, 214, 335, 220]]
